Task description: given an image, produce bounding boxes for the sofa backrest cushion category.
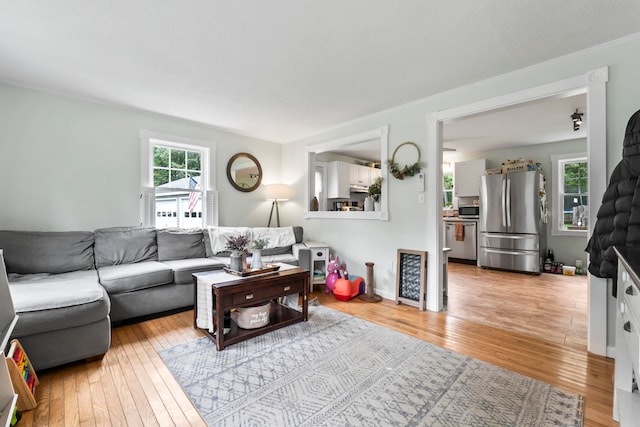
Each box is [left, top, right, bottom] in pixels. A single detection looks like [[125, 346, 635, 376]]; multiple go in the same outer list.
[[94, 227, 158, 268], [157, 228, 205, 261], [0, 230, 95, 274]]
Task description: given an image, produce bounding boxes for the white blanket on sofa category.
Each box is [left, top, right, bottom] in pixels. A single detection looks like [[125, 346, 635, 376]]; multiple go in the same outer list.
[[207, 226, 252, 254], [251, 227, 296, 249], [207, 226, 296, 254]]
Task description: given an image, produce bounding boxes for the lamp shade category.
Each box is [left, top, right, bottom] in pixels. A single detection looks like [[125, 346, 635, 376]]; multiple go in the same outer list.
[[264, 183, 292, 201]]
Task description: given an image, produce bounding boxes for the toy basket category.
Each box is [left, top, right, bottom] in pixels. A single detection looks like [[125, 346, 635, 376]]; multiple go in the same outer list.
[[232, 302, 271, 329]]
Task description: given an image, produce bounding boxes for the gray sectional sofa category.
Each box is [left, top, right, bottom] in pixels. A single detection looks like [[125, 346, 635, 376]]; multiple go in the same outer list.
[[0, 226, 308, 370]]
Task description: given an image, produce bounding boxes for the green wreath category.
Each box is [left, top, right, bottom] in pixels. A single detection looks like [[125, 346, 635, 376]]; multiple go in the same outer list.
[[388, 141, 422, 180]]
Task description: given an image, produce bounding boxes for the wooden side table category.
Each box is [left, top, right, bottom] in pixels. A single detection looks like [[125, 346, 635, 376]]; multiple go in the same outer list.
[[304, 241, 330, 292]]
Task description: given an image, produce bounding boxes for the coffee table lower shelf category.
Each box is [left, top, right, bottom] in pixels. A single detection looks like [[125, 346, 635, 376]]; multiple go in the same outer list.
[[203, 303, 303, 349]]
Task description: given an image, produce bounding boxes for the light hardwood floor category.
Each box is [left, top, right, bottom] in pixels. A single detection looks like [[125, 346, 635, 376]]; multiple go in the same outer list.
[[445, 262, 588, 349], [15, 267, 615, 427]]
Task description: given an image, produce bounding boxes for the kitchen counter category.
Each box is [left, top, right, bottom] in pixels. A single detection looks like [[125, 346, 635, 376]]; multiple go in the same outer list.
[[442, 217, 479, 222]]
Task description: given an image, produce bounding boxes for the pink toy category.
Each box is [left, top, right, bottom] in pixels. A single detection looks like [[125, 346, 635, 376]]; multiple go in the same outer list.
[[325, 255, 346, 294]]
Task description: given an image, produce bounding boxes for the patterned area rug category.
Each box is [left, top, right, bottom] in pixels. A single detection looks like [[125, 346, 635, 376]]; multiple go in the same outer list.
[[159, 305, 584, 426]]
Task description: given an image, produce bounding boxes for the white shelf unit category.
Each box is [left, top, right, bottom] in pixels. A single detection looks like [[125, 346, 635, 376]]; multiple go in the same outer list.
[[0, 250, 18, 427], [613, 247, 640, 425], [305, 242, 330, 292], [1, 317, 19, 427]]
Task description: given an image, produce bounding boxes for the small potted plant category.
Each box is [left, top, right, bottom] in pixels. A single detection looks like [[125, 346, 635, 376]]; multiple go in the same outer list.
[[225, 234, 249, 271], [367, 176, 383, 211], [250, 238, 269, 270], [368, 176, 383, 202]]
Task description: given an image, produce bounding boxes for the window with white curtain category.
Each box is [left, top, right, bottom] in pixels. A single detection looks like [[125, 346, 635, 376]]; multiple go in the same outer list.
[[140, 130, 217, 228], [551, 153, 588, 236]]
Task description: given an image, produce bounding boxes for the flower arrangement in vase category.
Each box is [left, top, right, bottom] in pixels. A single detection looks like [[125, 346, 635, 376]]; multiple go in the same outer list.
[[250, 238, 269, 270], [225, 234, 249, 271]]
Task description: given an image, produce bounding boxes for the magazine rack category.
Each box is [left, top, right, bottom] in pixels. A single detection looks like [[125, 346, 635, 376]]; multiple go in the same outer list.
[[395, 249, 428, 311]]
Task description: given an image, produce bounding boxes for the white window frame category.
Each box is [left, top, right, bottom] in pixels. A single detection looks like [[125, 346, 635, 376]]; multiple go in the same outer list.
[[140, 130, 218, 228], [443, 167, 453, 207], [305, 125, 389, 220], [551, 152, 588, 236]]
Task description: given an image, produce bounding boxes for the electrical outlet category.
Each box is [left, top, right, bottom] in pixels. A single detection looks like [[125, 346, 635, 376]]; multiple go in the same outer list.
[[418, 192, 425, 204]]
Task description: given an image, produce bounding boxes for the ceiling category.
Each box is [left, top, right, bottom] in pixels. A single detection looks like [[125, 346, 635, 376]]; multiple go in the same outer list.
[[1, 1, 639, 145], [442, 92, 587, 154], [330, 93, 588, 161]]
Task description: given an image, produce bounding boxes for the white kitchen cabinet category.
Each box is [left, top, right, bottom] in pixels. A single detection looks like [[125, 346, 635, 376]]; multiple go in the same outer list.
[[454, 159, 487, 197], [370, 167, 381, 183], [327, 161, 350, 198], [349, 164, 370, 187], [329, 161, 380, 197]]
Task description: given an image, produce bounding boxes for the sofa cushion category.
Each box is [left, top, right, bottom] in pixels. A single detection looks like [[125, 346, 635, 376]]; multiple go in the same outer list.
[[9, 270, 110, 336], [0, 230, 95, 274], [94, 226, 158, 268], [157, 228, 206, 261], [160, 258, 225, 284], [97, 261, 173, 294]]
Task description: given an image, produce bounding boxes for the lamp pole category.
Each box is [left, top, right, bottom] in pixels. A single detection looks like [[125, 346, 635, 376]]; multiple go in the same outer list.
[[267, 199, 280, 227]]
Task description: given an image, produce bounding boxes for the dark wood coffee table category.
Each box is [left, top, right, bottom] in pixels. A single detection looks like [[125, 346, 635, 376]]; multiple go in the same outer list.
[[193, 265, 309, 350]]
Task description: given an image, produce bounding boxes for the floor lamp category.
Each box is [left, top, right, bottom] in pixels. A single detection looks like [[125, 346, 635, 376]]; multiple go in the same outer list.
[[264, 184, 292, 227]]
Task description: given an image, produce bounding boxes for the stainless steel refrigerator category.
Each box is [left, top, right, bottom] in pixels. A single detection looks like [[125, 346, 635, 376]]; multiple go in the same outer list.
[[478, 170, 546, 273]]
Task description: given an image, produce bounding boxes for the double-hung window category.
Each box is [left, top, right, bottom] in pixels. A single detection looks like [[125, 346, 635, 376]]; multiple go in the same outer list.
[[551, 153, 588, 236], [443, 170, 453, 207], [140, 130, 217, 228]]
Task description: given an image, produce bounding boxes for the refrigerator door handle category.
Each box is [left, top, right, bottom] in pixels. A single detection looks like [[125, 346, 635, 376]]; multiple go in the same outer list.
[[506, 178, 511, 228], [501, 177, 507, 227], [482, 233, 536, 240], [483, 248, 532, 256]]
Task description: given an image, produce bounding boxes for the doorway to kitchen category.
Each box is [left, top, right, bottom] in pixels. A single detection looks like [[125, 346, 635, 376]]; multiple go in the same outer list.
[[441, 95, 590, 349], [425, 67, 609, 355]]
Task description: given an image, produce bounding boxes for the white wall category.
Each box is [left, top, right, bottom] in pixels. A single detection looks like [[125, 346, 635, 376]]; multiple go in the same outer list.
[[284, 35, 640, 349], [445, 138, 588, 266], [0, 83, 283, 231]]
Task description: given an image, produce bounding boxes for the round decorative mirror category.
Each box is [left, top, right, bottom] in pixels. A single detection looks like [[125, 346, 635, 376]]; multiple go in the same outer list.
[[226, 152, 263, 192]]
